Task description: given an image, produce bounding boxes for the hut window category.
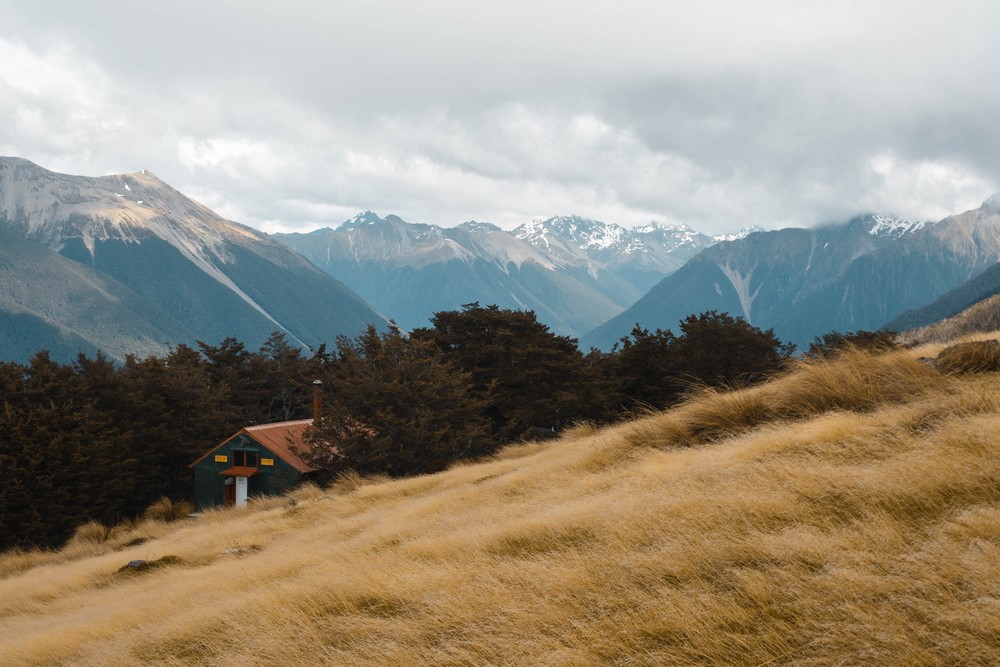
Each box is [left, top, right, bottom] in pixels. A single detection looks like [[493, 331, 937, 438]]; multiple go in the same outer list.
[[233, 450, 259, 467]]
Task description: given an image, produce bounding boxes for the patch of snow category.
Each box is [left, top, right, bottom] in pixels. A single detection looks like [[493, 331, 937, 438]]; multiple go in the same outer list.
[[125, 183, 131, 192], [712, 226, 764, 243], [865, 214, 926, 237], [115, 192, 124, 198], [340, 211, 383, 229], [634, 221, 694, 235]]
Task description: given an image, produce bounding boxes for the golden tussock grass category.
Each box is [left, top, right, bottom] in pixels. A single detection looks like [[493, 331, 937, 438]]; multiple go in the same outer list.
[[624, 346, 945, 450], [0, 343, 998, 665], [933, 339, 1000, 374], [143, 497, 195, 523]]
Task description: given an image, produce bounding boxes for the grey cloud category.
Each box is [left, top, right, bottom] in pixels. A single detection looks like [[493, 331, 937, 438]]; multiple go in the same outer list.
[[1, 1, 998, 235]]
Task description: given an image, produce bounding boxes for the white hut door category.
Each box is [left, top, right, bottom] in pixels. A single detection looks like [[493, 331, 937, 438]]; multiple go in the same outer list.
[[235, 476, 249, 506]]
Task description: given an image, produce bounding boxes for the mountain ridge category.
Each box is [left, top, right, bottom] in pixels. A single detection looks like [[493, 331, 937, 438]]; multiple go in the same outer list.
[[581, 205, 1000, 350], [0, 157, 388, 362], [275, 212, 718, 336]]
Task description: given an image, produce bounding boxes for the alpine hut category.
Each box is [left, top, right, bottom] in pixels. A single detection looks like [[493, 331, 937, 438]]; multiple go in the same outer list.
[[189, 382, 324, 509]]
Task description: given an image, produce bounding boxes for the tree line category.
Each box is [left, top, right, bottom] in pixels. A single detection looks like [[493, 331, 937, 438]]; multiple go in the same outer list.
[[1, 305, 795, 550]]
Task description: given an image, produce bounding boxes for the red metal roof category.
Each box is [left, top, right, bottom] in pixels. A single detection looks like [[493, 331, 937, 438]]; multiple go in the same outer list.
[[242, 420, 318, 473], [189, 419, 321, 473], [219, 466, 259, 477]]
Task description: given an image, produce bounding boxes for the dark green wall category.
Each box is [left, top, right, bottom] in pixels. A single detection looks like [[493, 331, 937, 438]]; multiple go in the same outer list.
[[192, 433, 304, 509]]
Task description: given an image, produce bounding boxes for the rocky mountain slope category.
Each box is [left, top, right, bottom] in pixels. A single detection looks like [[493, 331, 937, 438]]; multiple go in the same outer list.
[[0, 157, 387, 362], [276, 213, 717, 336], [582, 202, 1000, 350]]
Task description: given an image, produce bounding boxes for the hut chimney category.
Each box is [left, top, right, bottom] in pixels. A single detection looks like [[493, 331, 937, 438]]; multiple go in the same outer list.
[[312, 380, 323, 425]]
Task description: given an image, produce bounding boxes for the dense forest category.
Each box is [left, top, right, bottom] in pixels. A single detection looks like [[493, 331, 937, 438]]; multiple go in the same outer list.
[[1, 305, 798, 551]]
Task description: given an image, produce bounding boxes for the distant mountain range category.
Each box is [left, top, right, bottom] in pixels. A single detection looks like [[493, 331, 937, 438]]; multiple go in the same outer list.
[[0, 157, 387, 363], [5, 156, 999, 363], [582, 201, 1000, 350], [275, 213, 749, 336]]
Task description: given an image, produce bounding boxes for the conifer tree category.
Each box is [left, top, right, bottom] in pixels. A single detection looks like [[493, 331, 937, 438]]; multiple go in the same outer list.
[[119, 347, 230, 503], [0, 352, 135, 548], [611, 325, 683, 409], [611, 311, 794, 410], [306, 325, 491, 478], [198, 337, 269, 428], [672, 311, 794, 387], [416, 304, 611, 441], [255, 332, 312, 422]]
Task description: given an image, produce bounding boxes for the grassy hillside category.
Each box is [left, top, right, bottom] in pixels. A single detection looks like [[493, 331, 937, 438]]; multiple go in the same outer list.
[[901, 292, 1000, 345], [1, 342, 998, 666]]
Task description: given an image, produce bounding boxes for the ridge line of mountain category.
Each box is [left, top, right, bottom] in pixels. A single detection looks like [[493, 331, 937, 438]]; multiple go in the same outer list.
[[0, 156, 389, 363]]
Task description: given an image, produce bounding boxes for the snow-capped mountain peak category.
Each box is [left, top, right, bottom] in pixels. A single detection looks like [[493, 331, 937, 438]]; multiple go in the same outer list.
[[509, 214, 717, 279], [515, 215, 632, 253], [633, 221, 694, 234], [711, 226, 766, 243], [862, 214, 927, 238], [339, 210, 384, 229]]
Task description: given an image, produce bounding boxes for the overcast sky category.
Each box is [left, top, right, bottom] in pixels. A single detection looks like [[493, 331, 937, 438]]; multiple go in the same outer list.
[[1, 1, 998, 234]]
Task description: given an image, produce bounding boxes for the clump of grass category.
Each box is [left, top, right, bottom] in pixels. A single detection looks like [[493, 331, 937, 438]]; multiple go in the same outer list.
[[577, 435, 634, 473], [491, 440, 550, 461], [559, 421, 600, 440], [330, 470, 364, 495], [488, 523, 596, 559], [142, 497, 194, 523], [68, 520, 111, 546], [290, 481, 326, 501], [933, 340, 1000, 374], [676, 385, 771, 443]]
